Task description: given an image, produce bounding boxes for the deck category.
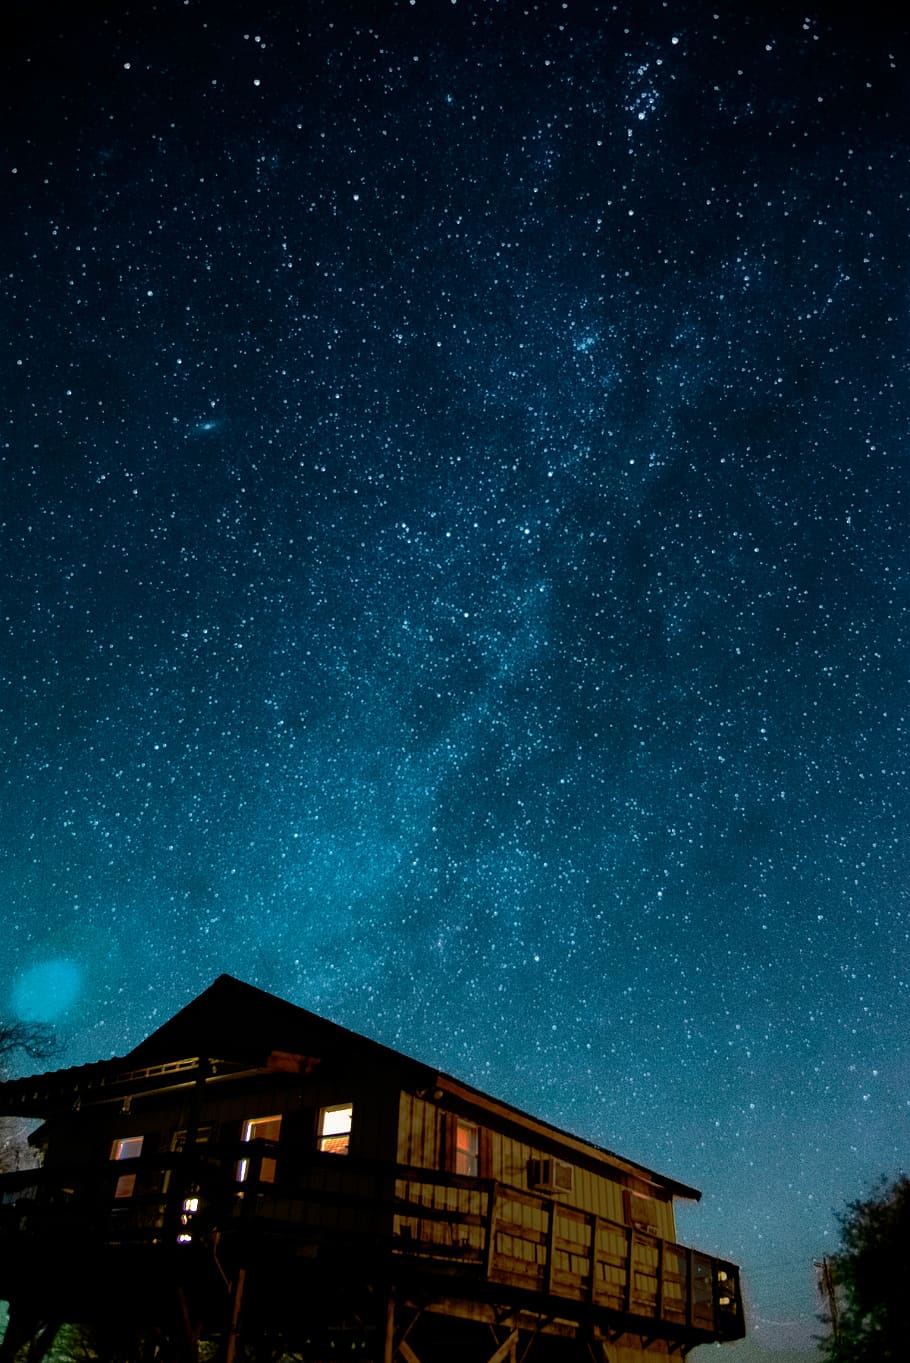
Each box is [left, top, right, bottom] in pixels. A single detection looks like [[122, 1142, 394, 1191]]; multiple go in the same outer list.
[[0, 1146, 744, 1346]]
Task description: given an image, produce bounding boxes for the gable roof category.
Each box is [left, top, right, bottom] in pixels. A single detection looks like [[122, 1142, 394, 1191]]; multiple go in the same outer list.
[[124, 973, 436, 1082]]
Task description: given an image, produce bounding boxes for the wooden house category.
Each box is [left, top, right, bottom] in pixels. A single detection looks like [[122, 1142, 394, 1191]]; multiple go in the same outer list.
[[0, 975, 744, 1362]]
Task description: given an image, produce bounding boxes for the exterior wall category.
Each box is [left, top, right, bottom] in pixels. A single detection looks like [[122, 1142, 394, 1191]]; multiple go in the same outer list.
[[32, 1079, 676, 1248], [396, 1091, 441, 1168], [28, 1067, 402, 1225], [396, 1090, 677, 1241]]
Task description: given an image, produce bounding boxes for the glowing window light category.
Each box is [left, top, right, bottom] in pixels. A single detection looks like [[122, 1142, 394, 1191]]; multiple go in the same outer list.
[[455, 1120, 479, 1176], [111, 1135, 144, 1198], [318, 1104, 353, 1155], [237, 1115, 282, 1182]]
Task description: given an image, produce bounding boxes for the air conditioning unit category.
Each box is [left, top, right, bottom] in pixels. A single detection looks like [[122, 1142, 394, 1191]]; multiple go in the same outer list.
[[528, 1157, 574, 1194], [623, 1188, 661, 1237]]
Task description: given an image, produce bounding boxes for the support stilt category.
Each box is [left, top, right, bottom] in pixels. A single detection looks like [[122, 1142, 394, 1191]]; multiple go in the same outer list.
[[223, 1267, 246, 1363], [484, 1328, 519, 1363], [175, 1286, 200, 1363]]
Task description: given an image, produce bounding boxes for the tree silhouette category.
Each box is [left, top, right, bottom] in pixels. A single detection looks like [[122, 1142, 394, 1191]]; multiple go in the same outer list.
[[0, 1020, 59, 1174], [820, 1175, 910, 1362], [0, 1021, 58, 1065]]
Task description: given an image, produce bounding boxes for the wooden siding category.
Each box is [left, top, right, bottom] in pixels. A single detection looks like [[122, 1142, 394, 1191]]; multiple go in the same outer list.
[[38, 1083, 676, 1246], [397, 1091, 441, 1168], [397, 1091, 677, 1241]]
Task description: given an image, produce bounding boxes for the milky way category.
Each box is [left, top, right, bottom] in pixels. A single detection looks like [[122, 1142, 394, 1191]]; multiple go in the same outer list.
[[2, 3, 908, 1356]]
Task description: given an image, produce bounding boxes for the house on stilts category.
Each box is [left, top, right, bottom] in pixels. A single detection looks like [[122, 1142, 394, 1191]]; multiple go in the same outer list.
[[0, 975, 745, 1362]]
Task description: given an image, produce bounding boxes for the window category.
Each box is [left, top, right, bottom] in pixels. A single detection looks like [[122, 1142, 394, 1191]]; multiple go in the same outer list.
[[111, 1135, 144, 1198], [238, 1115, 281, 1183], [455, 1120, 479, 1177], [111, 1136, 144, 1162], [318, 1104, 353, 1155], [446, 1116, 489, 1178]]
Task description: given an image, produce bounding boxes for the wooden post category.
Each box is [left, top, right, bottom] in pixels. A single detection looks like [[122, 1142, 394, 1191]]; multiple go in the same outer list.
[[587, 1213, 598, 1306], [223, 1267, 246, 1363], [175, 1285, 200, 1363], [624, 1228, 634, 1315], [483, 1182, 498, 1280], [383, 1295, 395, 1363], [656, 1237, 665, 1321], [484, 1328, 518, 1363], [544, 1200, 557, 1297]]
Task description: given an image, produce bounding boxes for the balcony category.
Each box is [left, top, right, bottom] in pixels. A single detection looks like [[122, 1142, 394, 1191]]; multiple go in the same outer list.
[[0, 1149, 744, 1346]]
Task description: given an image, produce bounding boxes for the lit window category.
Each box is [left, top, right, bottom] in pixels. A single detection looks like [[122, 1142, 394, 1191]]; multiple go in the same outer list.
[[111, 1136, 144, 1161], [455, 1120, 479, 1177], [176, 1194, 201, 1242], [111, 1135, 144, 1198], [318, 1104, 353, 1155], [238, 1115, 282, 1183]]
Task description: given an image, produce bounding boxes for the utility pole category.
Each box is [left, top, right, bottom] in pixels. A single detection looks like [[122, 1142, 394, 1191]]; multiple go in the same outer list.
[[815, 1256, 840, 1344]]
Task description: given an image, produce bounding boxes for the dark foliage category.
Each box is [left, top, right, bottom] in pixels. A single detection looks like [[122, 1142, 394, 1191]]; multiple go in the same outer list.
[[820, 1175, 910, 1362], [0, 1022, 59, 1175], [0, 1020, 59, 1064]]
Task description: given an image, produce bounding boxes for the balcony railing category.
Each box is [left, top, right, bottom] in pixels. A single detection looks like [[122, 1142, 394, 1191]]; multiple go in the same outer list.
[[0, 1147, 744, 1343]]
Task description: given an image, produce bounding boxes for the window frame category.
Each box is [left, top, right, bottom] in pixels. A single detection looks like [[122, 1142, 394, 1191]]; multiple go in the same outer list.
[[455, 1119, 480, 1177], [317, 1102, 353, 1155], [445, 1113, 490, 1179], [237, 1113, 282, 1183], [110, 1134, 144, 1199]]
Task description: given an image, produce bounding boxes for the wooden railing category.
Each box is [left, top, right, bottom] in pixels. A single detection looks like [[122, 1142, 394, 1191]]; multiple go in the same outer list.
[[0, 1150, 744, 1342], [389, 1170, 742, 1338]]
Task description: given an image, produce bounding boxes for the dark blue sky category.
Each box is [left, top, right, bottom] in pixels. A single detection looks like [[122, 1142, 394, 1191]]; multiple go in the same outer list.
[[3, 2, 908, 1356]]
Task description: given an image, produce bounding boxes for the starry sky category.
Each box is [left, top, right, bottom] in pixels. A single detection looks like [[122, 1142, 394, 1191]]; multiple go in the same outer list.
[[2, 1, 908, 1357]]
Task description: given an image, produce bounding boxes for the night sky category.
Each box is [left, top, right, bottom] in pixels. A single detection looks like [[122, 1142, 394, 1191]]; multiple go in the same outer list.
[[2, 2, 908, 1356]]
